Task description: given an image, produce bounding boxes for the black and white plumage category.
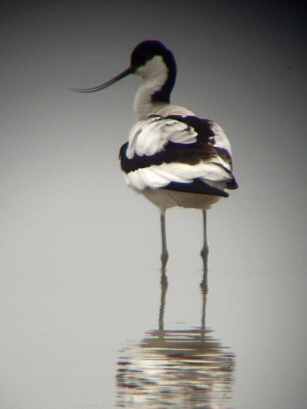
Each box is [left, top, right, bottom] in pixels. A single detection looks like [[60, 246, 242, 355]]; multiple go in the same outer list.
[[74, 40, 238, 270]]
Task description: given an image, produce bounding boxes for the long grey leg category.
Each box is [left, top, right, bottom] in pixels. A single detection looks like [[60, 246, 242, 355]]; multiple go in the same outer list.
[[160, 211, 169, 267], [200, 210, 209, 258], [158, 209, 168, 331], [200, 210, 209, 290]]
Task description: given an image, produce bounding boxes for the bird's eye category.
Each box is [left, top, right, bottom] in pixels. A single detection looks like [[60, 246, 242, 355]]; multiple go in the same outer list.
[[141, 52, 152, 63]]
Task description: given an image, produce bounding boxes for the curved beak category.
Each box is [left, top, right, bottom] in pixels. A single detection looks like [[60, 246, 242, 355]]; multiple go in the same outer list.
[[72, 67, 134, 93]]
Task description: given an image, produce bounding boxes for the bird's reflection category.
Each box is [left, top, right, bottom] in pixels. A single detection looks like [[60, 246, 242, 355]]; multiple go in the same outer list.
[[116, 259, 235, 408]]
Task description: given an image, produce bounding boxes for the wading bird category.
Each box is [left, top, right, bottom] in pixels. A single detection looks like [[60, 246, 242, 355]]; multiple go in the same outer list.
[[74, 40, 238, 273]]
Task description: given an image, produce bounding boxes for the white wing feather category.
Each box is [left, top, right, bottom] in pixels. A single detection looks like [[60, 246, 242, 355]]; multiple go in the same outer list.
[[125, 162, 232, 191], [126, 116, 197, 159]]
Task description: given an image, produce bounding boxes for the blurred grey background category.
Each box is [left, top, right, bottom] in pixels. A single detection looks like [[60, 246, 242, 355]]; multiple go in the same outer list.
[[1, 1, 306, 409]]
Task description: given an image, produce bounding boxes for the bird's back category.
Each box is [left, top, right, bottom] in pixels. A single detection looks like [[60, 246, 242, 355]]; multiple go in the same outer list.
[[119, 107, 238, 211]]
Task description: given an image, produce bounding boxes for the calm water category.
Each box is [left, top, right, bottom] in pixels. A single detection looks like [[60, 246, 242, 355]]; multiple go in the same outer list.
[[116, 271, 235, 408], [1, 240, 306, 409]]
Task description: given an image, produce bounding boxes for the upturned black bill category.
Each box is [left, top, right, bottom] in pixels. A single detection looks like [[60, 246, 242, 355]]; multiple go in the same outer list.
[[72, 67, 134, 93]]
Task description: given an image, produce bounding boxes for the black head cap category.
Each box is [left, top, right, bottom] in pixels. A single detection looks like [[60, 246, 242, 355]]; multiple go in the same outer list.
[[130, 41, 172, 67], [130, 40, 177, 103]]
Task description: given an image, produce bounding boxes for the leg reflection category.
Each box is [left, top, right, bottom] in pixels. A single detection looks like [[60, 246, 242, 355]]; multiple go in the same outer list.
[[116, 265, 235, 408], [159, 262, 168, 332], [201, 283, 207, 342]]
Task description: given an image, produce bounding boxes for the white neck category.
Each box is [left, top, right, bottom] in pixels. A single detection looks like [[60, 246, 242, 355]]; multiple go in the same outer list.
[[133, 56, 170, 121], [133, 82, 169, 120]]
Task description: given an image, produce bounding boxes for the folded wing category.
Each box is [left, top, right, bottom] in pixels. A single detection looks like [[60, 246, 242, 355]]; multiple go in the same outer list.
[[120, 114, 238, 196]]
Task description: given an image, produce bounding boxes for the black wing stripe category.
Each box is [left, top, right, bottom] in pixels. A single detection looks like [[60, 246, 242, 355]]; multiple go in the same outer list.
[[119, 142, 216, 173], [226, 179, 239, 189], [166, 115, 215, 143], [162, 179, 229, 197]]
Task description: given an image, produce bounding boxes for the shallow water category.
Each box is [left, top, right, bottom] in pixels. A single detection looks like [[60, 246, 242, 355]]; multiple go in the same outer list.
[[1, 241, 306, 409], [116, 273, 235, 408]]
